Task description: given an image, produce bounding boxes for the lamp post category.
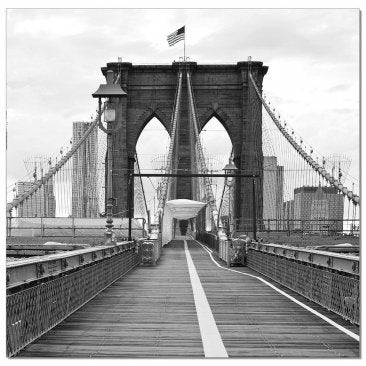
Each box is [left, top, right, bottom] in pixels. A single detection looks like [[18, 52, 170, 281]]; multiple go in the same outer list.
[[221, 158, 238, 237], [92, 70, 126, 245]]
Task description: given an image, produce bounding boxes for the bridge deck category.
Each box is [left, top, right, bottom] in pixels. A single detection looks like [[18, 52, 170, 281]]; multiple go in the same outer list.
[[17, 240, 359, 358]]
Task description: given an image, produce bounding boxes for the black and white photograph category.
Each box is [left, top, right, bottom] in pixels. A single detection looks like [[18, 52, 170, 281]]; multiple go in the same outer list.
[[4, 1, 361, 360]]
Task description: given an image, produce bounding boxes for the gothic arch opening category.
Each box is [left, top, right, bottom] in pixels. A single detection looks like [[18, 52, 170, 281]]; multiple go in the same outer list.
[[200, 109, 235, 147], [199, 117, 232, 217], [135, 117, 171, 223]]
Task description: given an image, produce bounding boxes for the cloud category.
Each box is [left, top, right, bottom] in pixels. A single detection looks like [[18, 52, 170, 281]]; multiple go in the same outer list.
[[327, 84, 352, 93], [185, 9, 359, 65], [12, 16, 87, 37], [5, 8, 360, 213]]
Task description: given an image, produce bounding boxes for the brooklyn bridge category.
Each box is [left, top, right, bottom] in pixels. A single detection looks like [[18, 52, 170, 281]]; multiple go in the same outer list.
[[6, 58, 359, 358]]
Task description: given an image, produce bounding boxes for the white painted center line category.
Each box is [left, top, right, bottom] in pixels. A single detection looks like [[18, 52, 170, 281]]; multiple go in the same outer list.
[[184, 240, 228, 358], [196, 240, 360, 342]]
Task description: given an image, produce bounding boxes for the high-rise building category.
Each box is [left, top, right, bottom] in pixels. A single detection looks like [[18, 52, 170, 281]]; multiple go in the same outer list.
[[293, 186, 344, 233], [282, 199, 295, 231], [71, 122, 99, 217], [16, 180, 56, 217], [263, 156, 284, 230]]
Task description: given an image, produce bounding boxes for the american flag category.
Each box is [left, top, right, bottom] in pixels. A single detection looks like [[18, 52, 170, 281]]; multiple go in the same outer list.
[[167, 26, 185, 46]]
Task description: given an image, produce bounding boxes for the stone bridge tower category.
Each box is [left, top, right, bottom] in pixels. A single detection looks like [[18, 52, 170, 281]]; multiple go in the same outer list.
[[100, 60, 268, 230]]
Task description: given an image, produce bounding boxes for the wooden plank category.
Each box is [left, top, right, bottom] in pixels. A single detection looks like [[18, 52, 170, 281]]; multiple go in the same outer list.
[[17, 240, 204, 358], [16, 239, 359, 358], [187, 240, 359, 358]]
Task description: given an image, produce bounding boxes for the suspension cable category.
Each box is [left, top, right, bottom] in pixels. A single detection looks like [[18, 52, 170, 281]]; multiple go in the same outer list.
[[7, 73, 122, 213], [155, 70, 183, 221], [249, 72, 360, 206], [186, 71, 219, 229]]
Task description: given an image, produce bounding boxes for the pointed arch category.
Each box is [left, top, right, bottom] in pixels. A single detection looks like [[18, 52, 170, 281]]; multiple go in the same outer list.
[[135, 116, 171, 168], [199, 107, 235, 147], [131, 107, 171, 153], [135, 116, 171, 222]]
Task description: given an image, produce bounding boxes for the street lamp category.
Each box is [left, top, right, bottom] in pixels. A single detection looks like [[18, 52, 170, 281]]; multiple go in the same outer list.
[[92, 70, 126, 245], [220, 157, 238, 237], [223, 157, 237, 187]]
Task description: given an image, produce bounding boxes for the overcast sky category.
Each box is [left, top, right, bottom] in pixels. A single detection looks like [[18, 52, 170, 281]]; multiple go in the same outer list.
[[6, 8, 360, 210]]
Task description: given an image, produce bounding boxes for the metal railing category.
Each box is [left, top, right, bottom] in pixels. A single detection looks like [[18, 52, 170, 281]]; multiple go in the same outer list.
[[6, 241, 140, 357], [196, 232, 219, 252], [247, 249, 359, 324], [232, 218, 359, 236], [6, 217, 147, 238], [198, 233, 359, 324]]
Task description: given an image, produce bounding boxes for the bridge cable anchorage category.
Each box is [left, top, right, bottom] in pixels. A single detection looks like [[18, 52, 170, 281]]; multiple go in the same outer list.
[[248, 72, 360, 207], [7, 72, 122, 214], [154, 70, 183, 222], [186, 71, 220, 229]]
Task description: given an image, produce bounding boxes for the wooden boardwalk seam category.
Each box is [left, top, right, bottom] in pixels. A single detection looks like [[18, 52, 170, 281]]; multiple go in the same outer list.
[[17, 240, 359, 358]]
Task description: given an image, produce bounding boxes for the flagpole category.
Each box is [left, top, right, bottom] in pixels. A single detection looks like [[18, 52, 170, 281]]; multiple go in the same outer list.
[[184, 32, 186, 61]]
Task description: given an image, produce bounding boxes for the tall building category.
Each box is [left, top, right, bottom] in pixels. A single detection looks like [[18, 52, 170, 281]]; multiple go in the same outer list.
[[293, 186, 344, 233], [16, 180, 56, 217], [282, 199, 295, 231], [263, 156, 284, 230], [71, 122, 99, 217]]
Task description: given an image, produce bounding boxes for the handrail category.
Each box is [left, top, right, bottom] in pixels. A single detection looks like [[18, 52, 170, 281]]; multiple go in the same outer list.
[[6, 241, 137, 289]]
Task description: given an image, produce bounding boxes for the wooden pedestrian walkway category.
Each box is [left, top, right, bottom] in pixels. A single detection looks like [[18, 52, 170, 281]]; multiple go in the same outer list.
[[17, 240, 359, 358]]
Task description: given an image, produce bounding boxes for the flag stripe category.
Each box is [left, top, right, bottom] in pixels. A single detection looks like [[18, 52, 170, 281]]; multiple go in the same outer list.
[[167, 32, 178, 40], [168, 38, 184, 47], [167, 31, 184, 40], [167, 26, 185, 47], [167, 34, 185, 45], [168, 34, 185, 46], [167, 33, 184, 41]]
